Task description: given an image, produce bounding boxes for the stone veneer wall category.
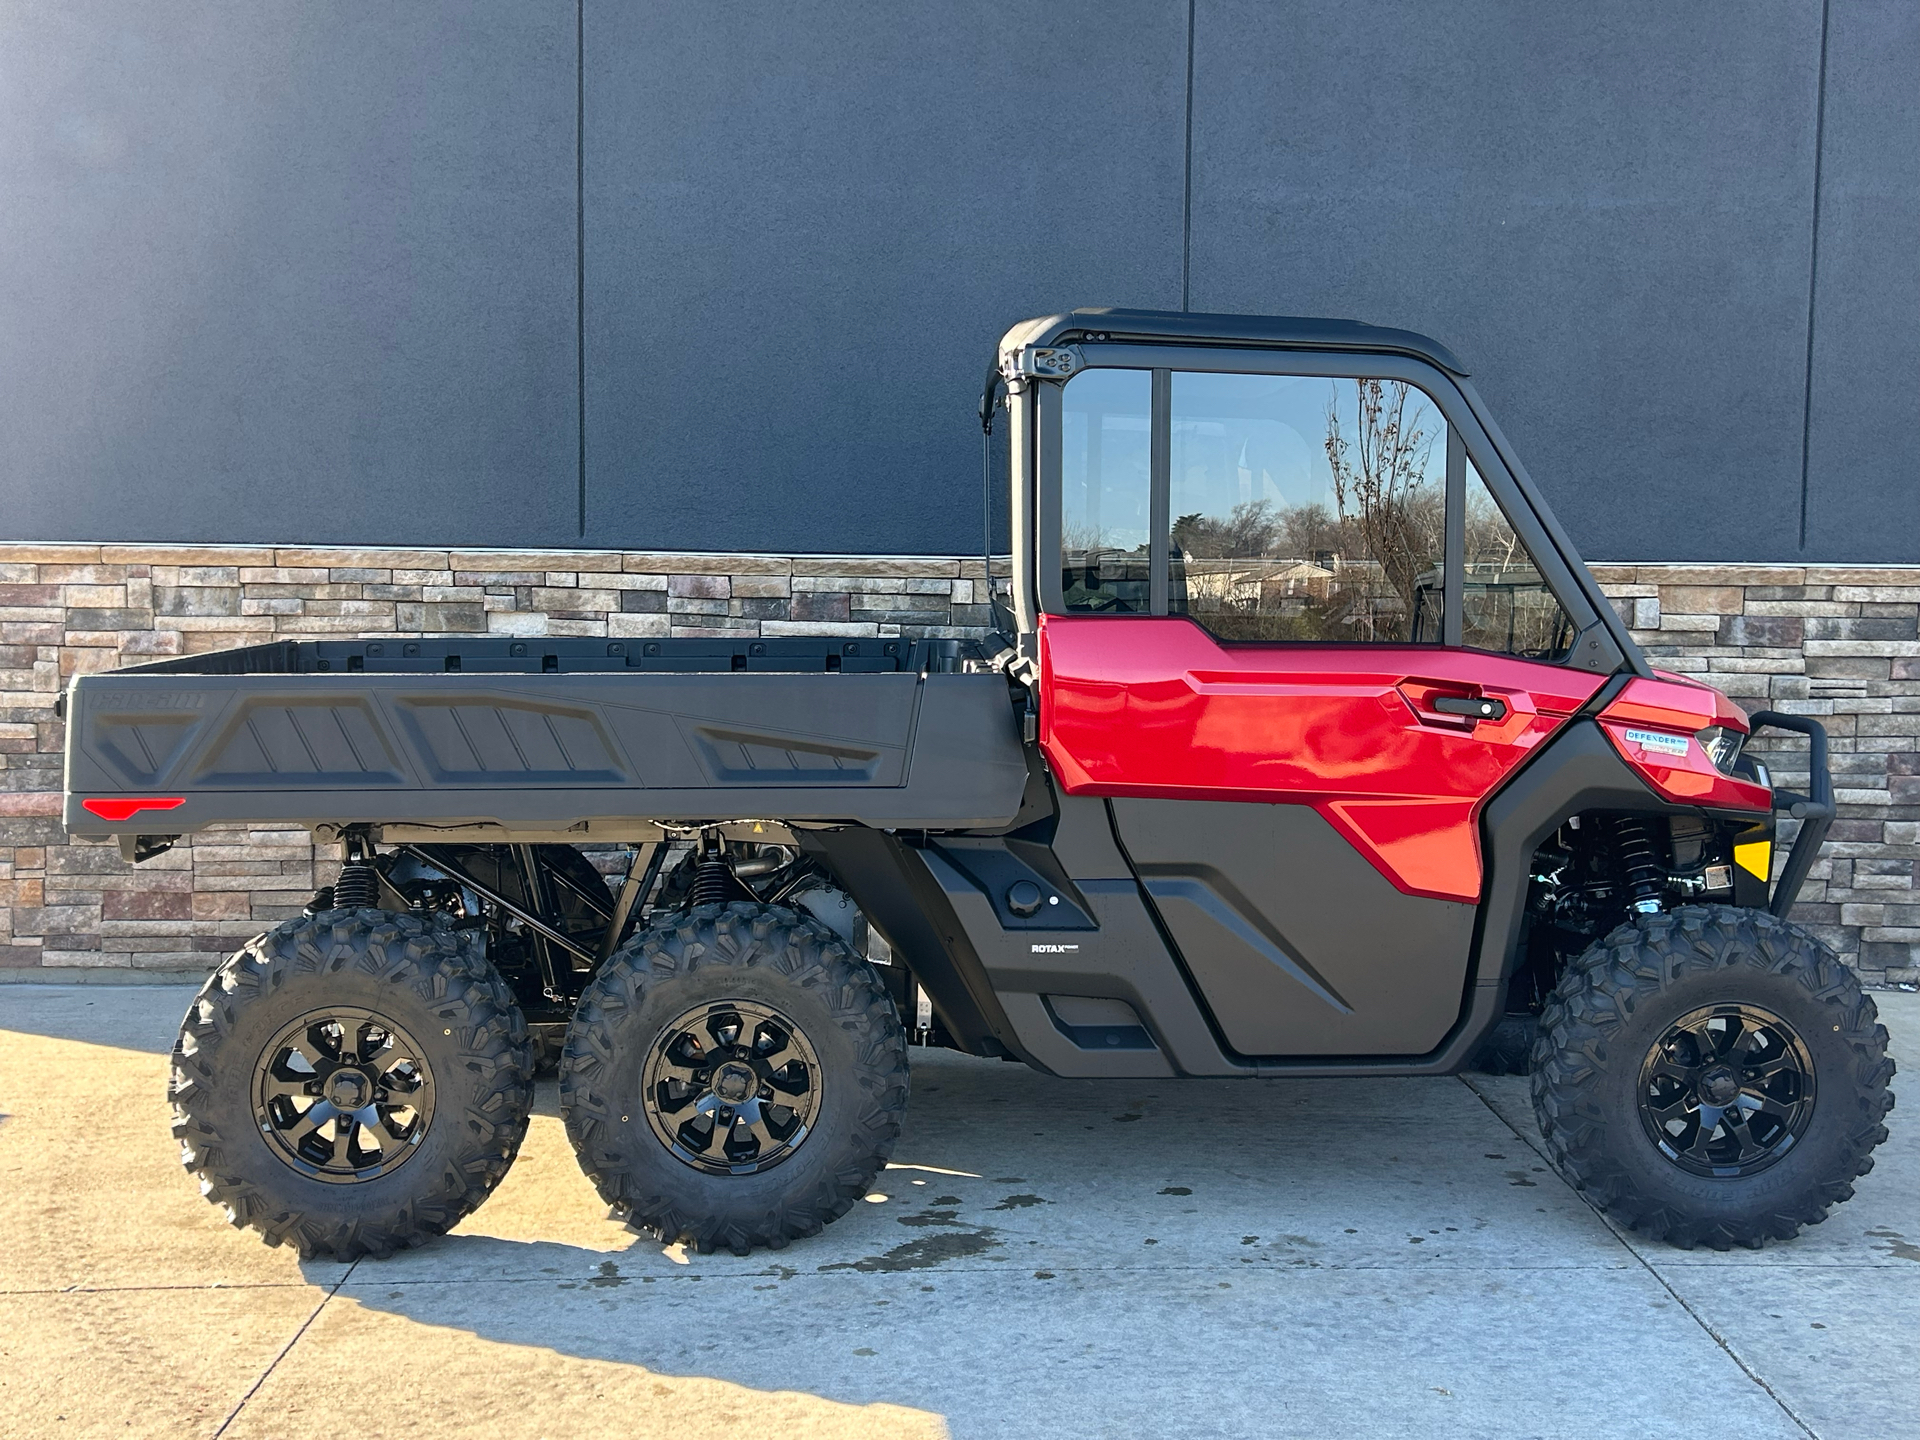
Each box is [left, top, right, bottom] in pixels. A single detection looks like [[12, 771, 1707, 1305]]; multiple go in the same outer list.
[[0, 544, 1914, 984]]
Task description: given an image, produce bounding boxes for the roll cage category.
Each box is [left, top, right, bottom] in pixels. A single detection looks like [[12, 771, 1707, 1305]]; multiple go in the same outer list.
[[991, 307, 1647, 682]]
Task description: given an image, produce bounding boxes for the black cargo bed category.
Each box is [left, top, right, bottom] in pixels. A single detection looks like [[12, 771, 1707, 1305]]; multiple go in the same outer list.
[[64, 637, 1028, 840], [118, 634, 970, 676]]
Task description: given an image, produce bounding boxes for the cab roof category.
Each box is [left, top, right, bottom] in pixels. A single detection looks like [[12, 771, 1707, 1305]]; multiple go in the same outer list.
[[998, 307, 1470, 377]]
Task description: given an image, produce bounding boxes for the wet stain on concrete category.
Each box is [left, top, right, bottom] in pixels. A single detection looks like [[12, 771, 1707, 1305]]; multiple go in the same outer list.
[[898, 1209, 963, 1228], [1160, 1186, 1192, 1196], [1867, 1228, 1920, 1262], [992, 1177, 1026, 1185], [1241, 1236, 1259, 1245], [1505, 1171, 1539, 1187], [930, 1195, 963, 1205], [990, 1193, 1050, 1211], [588, 1261, 628, 1288], [821, 1229, 1001, 1272], [1114, 1113, 1143, 1123]]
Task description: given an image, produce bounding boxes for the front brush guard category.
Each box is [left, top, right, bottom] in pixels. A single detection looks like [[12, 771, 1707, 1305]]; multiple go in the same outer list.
[[1747, 711, 1834, 919]]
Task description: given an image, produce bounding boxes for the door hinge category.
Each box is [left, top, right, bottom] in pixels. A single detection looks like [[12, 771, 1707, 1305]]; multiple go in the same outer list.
[[1005, 344, 1085, 380]]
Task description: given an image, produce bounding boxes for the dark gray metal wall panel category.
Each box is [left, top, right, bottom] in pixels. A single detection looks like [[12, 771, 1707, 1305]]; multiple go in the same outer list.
[[1186, 2, 1824, 563], [0, 2, 578, 547], [1803, 1, 1920, 563], [582, 1, 1187, 557]]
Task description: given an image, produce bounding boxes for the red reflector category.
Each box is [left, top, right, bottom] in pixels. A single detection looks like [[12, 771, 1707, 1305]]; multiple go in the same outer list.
[[81, 797, 186, 822]]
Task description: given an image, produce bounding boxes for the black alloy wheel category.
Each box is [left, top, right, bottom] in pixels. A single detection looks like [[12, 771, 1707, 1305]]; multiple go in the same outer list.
[[1532, 904, 1894, 1250], [1637, 1004, 1815, 1178], [252, 1007, 437, 1184], [172, 909, 533, 1259], [642, 999, 821, 1175], [561, 901, 908, 1256]]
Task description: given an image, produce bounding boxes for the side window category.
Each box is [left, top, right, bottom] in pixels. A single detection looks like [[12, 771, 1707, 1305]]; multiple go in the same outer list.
[[1462, 462, 1576, 660], [1169, 371, 1445, 643], [1060, 369, 1153, 612]]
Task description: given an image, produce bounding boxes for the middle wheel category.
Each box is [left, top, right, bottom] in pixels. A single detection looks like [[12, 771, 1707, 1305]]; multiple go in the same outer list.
[[559, 901, 909, 1255]]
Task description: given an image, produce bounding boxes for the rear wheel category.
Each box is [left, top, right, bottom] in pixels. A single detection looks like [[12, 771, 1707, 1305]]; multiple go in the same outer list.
[[1531, 905, 1894, 1249], [560, 902, 908, 1255], [170, 910, 534, 1259], [1469, 1013, 1538, 1076]]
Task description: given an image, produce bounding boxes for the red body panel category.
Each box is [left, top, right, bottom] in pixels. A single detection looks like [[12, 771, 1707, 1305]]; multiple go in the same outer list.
[[1596, 676, 1771, 811], [1038, 616, 1607, 901]]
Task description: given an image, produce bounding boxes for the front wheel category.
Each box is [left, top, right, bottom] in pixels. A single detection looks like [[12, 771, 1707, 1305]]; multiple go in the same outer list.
[[559, 902, 908, 1255], [170, 910, 534, 1259], [1531, 905, 1895, 1250]]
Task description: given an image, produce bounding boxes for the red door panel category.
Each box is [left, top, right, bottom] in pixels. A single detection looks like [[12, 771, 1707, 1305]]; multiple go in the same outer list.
[[1038, 614, 1607, 901]]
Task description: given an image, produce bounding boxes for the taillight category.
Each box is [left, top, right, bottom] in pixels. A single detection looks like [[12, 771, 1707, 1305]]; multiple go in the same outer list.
[[81, 797, 185, 821]]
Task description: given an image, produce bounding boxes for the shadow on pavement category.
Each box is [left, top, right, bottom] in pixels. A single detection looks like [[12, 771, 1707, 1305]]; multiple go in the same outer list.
[[0, 981, 197, 1053]]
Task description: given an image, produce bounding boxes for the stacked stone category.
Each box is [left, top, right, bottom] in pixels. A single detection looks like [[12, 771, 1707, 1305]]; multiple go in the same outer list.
[[2, 543, 1913, 983]]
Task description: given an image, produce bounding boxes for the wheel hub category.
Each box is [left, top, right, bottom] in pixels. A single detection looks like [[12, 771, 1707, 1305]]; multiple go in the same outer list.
[[323, 1068, 372, 1110], [1637, 1003, 1815, 1178], [711, 1060, 757, 1105], [251, 1007, 436, 1185], [641, 999, 823, 1176]]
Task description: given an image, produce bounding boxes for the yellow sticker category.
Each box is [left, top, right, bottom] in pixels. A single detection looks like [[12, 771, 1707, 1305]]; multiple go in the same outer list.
[[1734, 840, 1772, 881]]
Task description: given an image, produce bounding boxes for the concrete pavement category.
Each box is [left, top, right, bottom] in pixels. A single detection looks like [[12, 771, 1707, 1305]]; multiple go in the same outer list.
[[1, 984, 1913, 1439]]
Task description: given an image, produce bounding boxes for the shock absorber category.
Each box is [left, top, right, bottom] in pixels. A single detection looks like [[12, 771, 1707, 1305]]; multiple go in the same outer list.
[[1611, 815, 1665, 915], [332, 833, 382, 910], [689, 833, 736, 907]]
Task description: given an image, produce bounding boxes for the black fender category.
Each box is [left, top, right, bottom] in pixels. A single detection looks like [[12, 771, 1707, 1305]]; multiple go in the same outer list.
[[796, 826, 1021, 1060], [1469, 718, 1696, 994]]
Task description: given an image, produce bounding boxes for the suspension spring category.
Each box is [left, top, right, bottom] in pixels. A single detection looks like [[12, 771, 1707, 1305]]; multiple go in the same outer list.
[[689, 833, 737, 908], [332, 863, 380, 909], [1611, 815, 1665, 915]]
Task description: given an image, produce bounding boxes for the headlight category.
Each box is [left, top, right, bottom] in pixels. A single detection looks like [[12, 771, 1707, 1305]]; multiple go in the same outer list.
[[1697, 725, 1746, 774]]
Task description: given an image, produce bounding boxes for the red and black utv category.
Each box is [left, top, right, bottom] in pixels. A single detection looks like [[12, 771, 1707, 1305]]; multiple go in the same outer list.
[[62, 309, 1892, 1257]]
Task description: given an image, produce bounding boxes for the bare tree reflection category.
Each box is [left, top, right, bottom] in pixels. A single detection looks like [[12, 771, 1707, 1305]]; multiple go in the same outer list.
[[1323, 379, 1445, 629]]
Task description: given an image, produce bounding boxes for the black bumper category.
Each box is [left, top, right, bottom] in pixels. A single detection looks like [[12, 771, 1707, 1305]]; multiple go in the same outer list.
[[1747, 710, 1835, 919]]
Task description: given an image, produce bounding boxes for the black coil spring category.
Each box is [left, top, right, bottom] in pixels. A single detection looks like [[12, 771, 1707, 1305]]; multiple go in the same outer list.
[[1610, 815, 1664, 909], [689, 857, 735, 907], [332, 863, 380, 910]]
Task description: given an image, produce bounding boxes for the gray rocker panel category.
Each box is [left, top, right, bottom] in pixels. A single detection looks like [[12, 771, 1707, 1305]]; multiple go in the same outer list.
[[1110, 798, 1477, 1057]]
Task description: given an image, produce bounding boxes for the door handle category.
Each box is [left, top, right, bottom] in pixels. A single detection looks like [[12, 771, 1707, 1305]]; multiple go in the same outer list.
[[1431, 695, 1508, 722]]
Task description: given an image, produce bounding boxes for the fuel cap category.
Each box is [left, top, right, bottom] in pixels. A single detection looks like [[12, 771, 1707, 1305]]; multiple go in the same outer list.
[[1006, 880, 1044, 917]]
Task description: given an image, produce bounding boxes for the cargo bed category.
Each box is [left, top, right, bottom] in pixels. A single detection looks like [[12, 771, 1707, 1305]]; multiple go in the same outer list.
[[62, 637, 1029, 842]]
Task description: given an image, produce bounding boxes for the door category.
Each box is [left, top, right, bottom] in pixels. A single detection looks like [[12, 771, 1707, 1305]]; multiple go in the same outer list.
[[1038, 360, 1607, 1055]]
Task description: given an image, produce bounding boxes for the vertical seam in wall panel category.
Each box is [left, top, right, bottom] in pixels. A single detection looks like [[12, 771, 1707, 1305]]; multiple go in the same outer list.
[[1181, 0, 1195, 312], [576, 0, 587, 538], [1799, 0, 1832, 551]]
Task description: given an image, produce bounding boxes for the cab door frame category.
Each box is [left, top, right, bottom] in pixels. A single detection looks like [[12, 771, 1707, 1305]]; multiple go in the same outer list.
[[1005, 334, 1641, 682]]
